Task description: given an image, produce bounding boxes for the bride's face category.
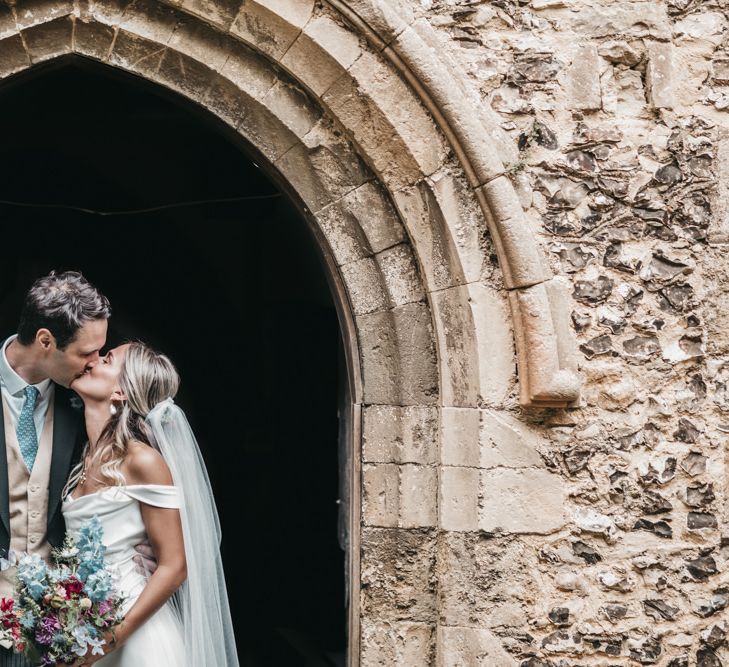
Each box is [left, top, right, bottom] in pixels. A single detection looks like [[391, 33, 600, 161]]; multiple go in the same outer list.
[[70, 344, 130, 402]]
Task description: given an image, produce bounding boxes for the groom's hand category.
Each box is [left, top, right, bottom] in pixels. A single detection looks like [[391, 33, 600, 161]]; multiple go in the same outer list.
[[133, 542, 158, 577]]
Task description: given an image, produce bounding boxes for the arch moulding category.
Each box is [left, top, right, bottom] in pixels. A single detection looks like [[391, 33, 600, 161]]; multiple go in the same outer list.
[[0, 0, 580, 409], [327, 0, 580, 408]]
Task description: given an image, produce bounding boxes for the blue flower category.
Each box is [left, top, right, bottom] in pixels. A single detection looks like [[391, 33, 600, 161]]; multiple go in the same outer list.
[[75, 516, 107, 581], [85, 570, 113, 603], [17, 553, 48, 600]]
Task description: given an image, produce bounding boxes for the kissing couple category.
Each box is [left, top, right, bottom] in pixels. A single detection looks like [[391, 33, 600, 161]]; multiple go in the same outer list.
[[0, 271, 238, 666]]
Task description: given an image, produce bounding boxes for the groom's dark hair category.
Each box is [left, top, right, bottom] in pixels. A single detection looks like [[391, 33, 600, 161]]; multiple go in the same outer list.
[[17, 271, 111, 350]]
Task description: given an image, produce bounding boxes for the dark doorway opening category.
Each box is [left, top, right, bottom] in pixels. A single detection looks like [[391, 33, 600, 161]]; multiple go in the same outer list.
[[0, 58, 347, 666]]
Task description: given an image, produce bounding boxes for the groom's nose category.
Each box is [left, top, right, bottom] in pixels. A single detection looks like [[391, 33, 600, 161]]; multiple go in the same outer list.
[[85, 353, 101, 370]]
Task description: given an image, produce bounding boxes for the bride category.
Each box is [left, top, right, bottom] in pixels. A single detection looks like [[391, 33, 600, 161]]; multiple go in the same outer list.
[[61, 342, 238, 666]]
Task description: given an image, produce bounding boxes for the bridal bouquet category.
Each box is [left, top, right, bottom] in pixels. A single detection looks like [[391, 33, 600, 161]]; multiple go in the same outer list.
[[0, 517, 125, 665]]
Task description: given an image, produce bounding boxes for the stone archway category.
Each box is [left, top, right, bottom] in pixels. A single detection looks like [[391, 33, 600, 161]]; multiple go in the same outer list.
[[0, 1, 581, 663]]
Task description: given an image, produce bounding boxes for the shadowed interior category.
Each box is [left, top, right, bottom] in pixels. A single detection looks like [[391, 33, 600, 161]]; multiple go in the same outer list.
[[0, 58, 347, 666]]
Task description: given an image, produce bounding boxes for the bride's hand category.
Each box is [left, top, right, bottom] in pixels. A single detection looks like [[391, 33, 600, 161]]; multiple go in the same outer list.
[[66, 630, 117, 666]]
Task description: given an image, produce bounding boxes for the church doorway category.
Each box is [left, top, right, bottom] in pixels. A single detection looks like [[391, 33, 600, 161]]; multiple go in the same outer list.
[[0, 57, 348, 666]]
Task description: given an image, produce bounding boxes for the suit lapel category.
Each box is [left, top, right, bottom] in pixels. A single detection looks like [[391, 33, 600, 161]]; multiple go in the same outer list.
[[47, 387, 81, 524], [0, 396, 9, 537]]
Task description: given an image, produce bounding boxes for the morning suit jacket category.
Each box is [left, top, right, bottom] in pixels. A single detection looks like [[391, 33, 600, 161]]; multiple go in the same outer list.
[[0, 384, 85, 554]]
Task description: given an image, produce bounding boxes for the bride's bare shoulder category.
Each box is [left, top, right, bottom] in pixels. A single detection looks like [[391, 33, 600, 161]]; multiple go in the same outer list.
[[123, 440, 173, 486]]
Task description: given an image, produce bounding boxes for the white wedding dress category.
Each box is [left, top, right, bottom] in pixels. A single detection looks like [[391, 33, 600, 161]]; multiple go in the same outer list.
[[62, 484, 186, 666]]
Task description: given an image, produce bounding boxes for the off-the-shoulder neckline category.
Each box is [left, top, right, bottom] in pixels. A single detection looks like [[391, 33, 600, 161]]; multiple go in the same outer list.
[[65, 484, 177, 504]]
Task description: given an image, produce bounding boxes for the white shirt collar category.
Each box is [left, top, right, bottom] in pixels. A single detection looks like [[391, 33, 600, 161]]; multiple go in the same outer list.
[[0, 335, 53, 398]]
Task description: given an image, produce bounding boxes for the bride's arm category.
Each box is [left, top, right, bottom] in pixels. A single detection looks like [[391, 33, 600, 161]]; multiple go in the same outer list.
[[73, 444, 187, 665]]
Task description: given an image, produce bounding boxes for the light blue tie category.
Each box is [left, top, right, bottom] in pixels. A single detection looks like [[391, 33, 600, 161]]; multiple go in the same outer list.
[[17, 386, 40, 472]]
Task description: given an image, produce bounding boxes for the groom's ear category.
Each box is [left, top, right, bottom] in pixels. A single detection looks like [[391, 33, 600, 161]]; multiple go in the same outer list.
[[36, 328, 55, 351]]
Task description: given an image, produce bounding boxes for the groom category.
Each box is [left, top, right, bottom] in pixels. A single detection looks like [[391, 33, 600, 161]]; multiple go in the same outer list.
[[0, 271, 110, 667]]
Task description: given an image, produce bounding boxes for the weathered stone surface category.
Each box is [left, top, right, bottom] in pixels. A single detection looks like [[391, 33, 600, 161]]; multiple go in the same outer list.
[[361, 620, 435, 666], [230, 0, 314, 60], [361, 527, 436, 623], [357, 302, 439, 406], [480, 469, 565, 534], [645, 42, 675, 110], [0, 35, 30, 79], [363, 405, 438, 465], [568, 44, 602, 111], [440, 466, 479, 531], [437, 626, 518, 666], [21, 15, 72, 62]]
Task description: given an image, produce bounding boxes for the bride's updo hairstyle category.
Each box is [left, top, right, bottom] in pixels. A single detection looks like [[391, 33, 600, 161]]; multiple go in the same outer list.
[[67, 342, 180, 491]]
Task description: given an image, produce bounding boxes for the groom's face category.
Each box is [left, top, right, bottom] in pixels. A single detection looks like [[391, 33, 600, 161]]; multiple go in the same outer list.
[[46, 318, 108, 387]]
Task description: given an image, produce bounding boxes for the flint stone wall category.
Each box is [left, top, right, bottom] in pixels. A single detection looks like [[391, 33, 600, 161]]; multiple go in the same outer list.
[[414, 1, 729, 665]]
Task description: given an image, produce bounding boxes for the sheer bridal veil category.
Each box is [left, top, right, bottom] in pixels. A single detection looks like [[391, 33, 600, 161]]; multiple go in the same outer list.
[[145, 398, 239, 667]]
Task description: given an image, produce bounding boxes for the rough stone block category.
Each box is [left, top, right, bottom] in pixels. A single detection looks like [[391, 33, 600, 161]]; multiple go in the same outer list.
[[219, 40, 277, 101], [357, 303, 439, 406], [315, 181, 406, 265], [345, 182, 407, 253], [178, 0, 241, 29], [441, 407, 480, 468], [0, 35, 31, 80], [21, 15, 72, 62], [109, 29, 167, 78], [341, 0, 414, 46], [480, 410, 545, 469], [156, 47, 215, 101], [477, 175, 551, 289], [77, 0, 132, 25], [568, 43, 602, 111], [362, 463, 436, 528], [362, 405, 438, 465], [73, 19, 116, 61], [375, 243, 425, 308], [361, 527, 437, 622], [340, 256, 390, 315], [441, 408, 546, 469], [563, 2, 671, 39], [437, 533, 531, 628], [440, 466, 479, 531], [431, 285, 480, 408], [274, 121, 370, 214], [399, 464, 437, 528], [280, 13, 361, 97], [363, 463, 399, 527], [468, 283, 516, 406], [236, 94, 299, 162], [391, 182, 464, 293], [361, 621, 434, 667], [0, 5, 17, 41], [314, 198, 373, 265], [429, 168, 491, 285], [13, 0, 73, 30], [202, 71, 249, 127], [346, 48, 448, 178], [120, 1, 182, 43], [231, 0, 313, 60], [480, 468, 565, 534], [168, 13, 231, 71], [645, 41, 674, 110], [437, 626, 517, 666], [261, 78, 322, 139], [323, 71, 424, 191]]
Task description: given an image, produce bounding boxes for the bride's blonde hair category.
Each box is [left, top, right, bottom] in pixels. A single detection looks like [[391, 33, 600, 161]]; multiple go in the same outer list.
[[65, 342, 180, 493]]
